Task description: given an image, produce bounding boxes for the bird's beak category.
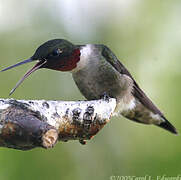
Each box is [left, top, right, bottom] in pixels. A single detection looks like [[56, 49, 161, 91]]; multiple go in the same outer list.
[[1, 58, 47, 95]]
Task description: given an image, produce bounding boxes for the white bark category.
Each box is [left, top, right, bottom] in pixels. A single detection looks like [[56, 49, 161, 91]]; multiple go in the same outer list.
[[0, 98, 116, 150]]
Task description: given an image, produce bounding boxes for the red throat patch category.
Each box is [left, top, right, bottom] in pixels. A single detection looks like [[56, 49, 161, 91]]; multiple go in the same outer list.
[[55, 49, 81, 71]]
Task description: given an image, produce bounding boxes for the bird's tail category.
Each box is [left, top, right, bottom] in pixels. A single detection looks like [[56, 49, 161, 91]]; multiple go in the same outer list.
[[157, 117, 178, 135], [122, 110, 178, 135]]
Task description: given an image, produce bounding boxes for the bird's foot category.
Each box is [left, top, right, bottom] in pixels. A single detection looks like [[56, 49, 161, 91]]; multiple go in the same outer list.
[[100, 92, 110, 102]]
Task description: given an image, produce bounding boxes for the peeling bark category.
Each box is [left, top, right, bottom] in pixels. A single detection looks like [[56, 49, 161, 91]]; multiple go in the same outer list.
[[0, 98, 116, 150]]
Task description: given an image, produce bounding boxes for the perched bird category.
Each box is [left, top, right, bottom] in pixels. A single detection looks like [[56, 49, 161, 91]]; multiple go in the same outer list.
[[1, 39, 177, 134]]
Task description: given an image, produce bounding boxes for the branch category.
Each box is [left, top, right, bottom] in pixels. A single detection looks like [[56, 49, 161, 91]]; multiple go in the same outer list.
[[0, 98, 116, 150]]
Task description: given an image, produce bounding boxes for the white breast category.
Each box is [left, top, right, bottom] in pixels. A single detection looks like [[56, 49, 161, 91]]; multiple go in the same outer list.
[[72, 44, 93, 72]]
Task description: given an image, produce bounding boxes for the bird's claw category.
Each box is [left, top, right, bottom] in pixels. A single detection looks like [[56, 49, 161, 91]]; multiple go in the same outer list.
[[100, 92, 110, 102]]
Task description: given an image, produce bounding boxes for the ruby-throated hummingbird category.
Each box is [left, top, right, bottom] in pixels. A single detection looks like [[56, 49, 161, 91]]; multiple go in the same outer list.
[[1, 39, 178, 134]]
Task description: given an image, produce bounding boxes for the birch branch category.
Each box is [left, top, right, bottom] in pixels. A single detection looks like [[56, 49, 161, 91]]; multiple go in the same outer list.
[[0, 98, 116, 150]]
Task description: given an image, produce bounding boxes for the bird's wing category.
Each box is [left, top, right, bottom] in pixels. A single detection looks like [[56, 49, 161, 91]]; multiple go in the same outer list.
[[102, 45, 163, 116]]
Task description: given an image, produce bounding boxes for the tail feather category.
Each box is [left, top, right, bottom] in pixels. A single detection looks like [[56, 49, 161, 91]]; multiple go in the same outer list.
[[121, 100, 178, 134], [157, 117, 178, 135]]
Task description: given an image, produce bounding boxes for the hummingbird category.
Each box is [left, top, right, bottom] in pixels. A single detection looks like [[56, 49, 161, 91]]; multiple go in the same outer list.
[[1, 39, 178, 134]]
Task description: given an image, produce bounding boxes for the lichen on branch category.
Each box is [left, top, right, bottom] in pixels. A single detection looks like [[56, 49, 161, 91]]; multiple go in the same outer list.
[[0, 98, 116, 150]]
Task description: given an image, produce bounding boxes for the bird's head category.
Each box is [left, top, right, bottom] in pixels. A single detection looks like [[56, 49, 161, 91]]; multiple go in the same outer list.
[[1, 39, 81, 95]]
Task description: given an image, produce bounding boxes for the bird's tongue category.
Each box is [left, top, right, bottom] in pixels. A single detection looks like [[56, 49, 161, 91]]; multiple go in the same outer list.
[[9, 60, 46, 96]]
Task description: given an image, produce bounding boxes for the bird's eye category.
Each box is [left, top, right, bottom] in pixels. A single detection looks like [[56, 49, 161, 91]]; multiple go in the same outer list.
[[52, 49, 63, 56]]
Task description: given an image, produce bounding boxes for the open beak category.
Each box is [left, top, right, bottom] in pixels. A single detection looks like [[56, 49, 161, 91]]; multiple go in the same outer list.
[[1, 58, 46, 96]]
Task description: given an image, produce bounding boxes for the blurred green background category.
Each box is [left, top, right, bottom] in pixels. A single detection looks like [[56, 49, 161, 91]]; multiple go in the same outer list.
[[0, 0, 181, 179]]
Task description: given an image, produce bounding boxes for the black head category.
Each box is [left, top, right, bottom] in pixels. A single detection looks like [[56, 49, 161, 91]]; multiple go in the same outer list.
[[32, 39, 75, 60], [1, 39, 80, 95]]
